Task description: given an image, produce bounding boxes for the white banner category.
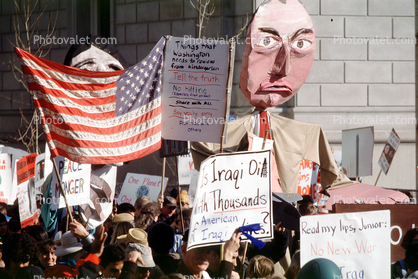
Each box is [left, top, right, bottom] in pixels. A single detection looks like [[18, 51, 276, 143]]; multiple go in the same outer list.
[[300, 210, 390, 279], [188, 150, 273, 250], [51, 156, 91, 210], [0, 154, 13, 204], [161, 36, 231, 143], [178, 153, 198, 185], [118, 173, 168, 205]]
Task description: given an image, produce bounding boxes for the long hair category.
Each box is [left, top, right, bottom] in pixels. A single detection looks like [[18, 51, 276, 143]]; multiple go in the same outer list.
[[135, 202, 160, 231], [109, 221, 134, 244]]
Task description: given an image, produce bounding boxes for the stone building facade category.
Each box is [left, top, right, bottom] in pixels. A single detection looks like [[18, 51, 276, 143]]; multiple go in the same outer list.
[[0, 0, 415, 192]]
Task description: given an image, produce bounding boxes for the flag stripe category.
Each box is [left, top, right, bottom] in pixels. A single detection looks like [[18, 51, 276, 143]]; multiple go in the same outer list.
[[30, 84, 116, 106], [15, 37, 165, 164], [41, 106, 161, 139]]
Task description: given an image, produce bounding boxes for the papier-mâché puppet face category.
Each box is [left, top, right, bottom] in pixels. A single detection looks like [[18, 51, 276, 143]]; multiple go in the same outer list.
[[239, 0, 316, 109], [69, 45, 124, 72]]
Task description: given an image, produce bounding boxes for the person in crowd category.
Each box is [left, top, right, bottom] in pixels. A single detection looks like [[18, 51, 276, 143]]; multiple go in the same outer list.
[[135, 202, 161, 231], [171, 208, 192, 258], [37, 239, 57, 270], [0, 203, 8, 216], [22, 225, 49, 242], [116, 228, 148, 247], [284, 250, 300, 279], [176, 229, 241, 279], [0, 213, 9, 243], [392, 240, 418, 279], [134, 196, 152, 220], [158, 197, 177, 226], [245, 255, 275, 279], [177, 190, 190, 209], [206, 244, 239, 279], [120, 243, 161, 279], [118, 203, 136, 216], [296, 258, 342, 279], [0, 233, 39, 279], [110, 221, 135, 245], [100, 244, 126, 279], [147, 222, 179, 275]]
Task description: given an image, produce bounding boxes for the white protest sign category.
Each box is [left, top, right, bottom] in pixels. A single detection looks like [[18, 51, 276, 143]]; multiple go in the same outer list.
[[0, 154, 13, 203], [118, 173, 169, 205], [188, 150, 273, 250], [178, 153, 198, 185], [51, 156, 91, 210], [161, 36, 232, 143], [378, 129, 401, 175], [342, 126, 374, 177], [16, 154, 39, 228], [300, 210, 390, 279]]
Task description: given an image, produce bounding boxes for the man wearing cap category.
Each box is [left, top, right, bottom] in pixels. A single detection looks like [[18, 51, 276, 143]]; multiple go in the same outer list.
[[158, 196, 177, 225]]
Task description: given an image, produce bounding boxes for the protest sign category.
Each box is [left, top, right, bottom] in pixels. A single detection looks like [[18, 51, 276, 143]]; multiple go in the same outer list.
[[178, 153, 198, 185], [0, 154, 13, 203], [16, 154, 39, 228], [378, 128, 401, 175], [188, 150, 273, 250], [297, 160, 325, 205], [51, 156, 91, 210], [161, 36, 232, 143], [333, 204, 418, 263], [342, 127, 374, 177], [300, 210, 390, 279], [118, 173, 168, 205]]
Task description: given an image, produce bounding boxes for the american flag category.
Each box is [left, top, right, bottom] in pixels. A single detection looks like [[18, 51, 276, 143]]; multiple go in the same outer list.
[[15, 37, 166, 164]]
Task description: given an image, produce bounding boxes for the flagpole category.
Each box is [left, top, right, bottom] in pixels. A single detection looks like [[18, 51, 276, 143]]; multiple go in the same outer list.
[[160, 157, 166, 209], [51, 156, 74, 222], [175, 157, 184, 234], [220, 39, 236, 153]]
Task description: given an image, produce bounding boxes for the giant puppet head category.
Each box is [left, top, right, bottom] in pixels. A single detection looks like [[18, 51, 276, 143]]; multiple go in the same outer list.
[[239, 0, 316, 109]]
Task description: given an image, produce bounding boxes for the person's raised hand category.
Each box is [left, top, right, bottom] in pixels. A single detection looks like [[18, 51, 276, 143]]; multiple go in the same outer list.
[[69, 219, 89, 239], [223, 230, 241, 263], [91, 224, 107, 257]]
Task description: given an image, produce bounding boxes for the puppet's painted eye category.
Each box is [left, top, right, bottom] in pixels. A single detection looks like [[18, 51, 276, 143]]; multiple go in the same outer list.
[[293, 39, 312, 50], [257, 36, 280, 48]]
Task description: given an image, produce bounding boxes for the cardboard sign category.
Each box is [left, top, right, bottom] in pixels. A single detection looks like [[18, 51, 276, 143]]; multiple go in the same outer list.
[[188, 150, 273, 250], [342, 126, 374, 177], [51, 156, 91, 210], [300, 210, 390, 279], [297, 160, 325, 205], [16, 154, 39, 228], [178, 153, 198, 185], [0, 154, 13, 203], [161, 36, 232, 143], [118, 173, 168, 205], [378, 129, 401, 175], [333, 204, 418, 263]]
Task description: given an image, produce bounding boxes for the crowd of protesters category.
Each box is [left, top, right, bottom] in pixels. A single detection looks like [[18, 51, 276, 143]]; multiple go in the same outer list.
[[0, 193, 417, 279]]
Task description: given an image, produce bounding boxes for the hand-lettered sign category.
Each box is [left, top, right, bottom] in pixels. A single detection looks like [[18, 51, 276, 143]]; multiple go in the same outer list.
[[16, 154, 39, 228], [0, 154, 13, 204], [188, 150, 273, 250], [161, 36, 232, 143], [300, 210, 390, 279], [118, 173, 169, 205], [51, 156, 91, 210]]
